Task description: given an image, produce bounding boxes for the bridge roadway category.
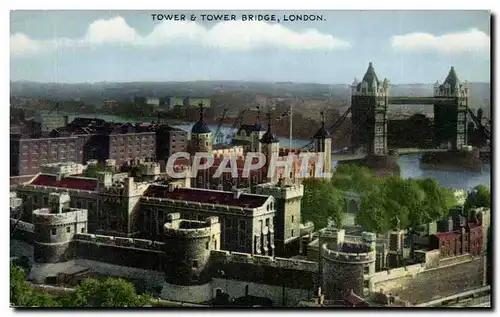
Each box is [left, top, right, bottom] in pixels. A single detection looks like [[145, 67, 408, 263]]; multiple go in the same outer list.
[[332, 148, 448, 162], [387, 96, 457, 105]]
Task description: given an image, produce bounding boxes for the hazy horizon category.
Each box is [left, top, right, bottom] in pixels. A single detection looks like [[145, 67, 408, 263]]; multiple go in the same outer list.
[[9, 79, 492, 85]]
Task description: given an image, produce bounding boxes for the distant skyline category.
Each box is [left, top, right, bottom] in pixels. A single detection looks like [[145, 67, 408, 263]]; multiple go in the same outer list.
[[10, 10, 491, 84]]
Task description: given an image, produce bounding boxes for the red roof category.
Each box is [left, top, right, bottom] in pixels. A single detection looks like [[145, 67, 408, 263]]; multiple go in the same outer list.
[[29, 174, 99, 191], [143, 186, 269, 208]]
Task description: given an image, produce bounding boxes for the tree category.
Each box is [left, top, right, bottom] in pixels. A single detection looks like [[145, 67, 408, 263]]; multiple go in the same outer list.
[[301, 179, 345, 229], [464, 185, 491, 211], [416, 178, 457, 221], [332, 164, 380, 194], [383, 177, 425, 229], [356, 176, 457, 233], [356, 191, 392, 234], [69, 277, 150, 307], [10, 263, 58, 307], [10, 263, 30, 306]]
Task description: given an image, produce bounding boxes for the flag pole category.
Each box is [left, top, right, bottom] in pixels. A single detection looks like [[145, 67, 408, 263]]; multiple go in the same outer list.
[[289, 100, 293, 150]]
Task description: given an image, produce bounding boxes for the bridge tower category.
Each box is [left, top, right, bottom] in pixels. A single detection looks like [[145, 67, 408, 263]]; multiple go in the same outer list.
[[351, 62, 389, 156], [433, 67, 469, 149]]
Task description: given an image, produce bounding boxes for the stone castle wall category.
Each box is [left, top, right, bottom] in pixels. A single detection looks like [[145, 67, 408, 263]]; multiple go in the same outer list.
[[209, 250, 318, 290], [72, 233, 165, 271]]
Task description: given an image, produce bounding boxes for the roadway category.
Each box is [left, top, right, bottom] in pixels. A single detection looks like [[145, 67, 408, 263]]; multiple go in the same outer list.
[[332, 148, 448, 162]]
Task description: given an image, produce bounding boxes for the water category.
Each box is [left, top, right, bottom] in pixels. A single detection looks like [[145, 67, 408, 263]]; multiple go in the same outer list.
[[399, 153, 491, 189], [65, 113, 490, 190]]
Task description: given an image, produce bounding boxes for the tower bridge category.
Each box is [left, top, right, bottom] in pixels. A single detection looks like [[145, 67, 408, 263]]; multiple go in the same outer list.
[[326, 63, 489, 171]]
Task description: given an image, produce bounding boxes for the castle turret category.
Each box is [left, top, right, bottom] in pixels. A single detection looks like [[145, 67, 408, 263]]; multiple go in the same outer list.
[[189, 103, 212, 154], [313, 111, 332, 175], [260, 113, 280, 183], [33, 192, 88, 263], [321, 235, 376, 299], [161, 213, 221, 302], [255, 182, 303, 256]]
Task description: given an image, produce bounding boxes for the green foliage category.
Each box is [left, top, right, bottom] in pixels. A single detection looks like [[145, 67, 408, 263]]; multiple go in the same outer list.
[[346, 168, 458, 233], [356, 191, 392, 234], [69, 277, 150, 307], [10, 263, 59, 307], [10, 263, 149, 308], [464, 185, 491, 211], [301, 179, 345, 229], [83, 163, 114, 178], [331, 164, 380, 194]]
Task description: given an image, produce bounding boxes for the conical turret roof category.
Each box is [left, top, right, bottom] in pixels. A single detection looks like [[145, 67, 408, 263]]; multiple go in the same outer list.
[[357, 62, 380, 91], [442, 66, 460, 88]]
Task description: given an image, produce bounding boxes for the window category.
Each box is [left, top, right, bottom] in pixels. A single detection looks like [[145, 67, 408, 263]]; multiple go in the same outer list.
[[66, 227, 71, 233], [192, 260, 198, 269], [265, 218, 270, 227], [291, 229, 294, 237], [291, 215, 294, 223], [239, 220, 246, 231], [76, 201, 82, 209], [81, 227, 85, 233], [51, 228, 56, 235], [364, 265, 369, 274]]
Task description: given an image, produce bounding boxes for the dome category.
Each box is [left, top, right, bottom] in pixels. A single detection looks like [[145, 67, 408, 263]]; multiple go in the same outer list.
[[260, 129, 279, 144], [191, 120, 211, 134]]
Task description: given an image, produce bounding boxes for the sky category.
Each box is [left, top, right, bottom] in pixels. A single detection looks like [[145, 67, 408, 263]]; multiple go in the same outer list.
[[10, 10, 491, 84]]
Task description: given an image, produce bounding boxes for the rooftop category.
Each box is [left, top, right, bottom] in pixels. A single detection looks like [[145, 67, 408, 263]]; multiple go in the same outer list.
[[143, 186, 269, 209], [29, 174, 99, 191]]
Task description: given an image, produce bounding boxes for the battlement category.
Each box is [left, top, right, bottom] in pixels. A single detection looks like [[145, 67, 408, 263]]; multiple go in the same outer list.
[[138, 162, 161, 176], [322, 243, 376, 264], [100, 177, 149, 196], [164, 217, 220, 239], [210, 250, 318, 272], [72, 233, 165, 252], [255, 183, 304, 200], [33, 207, 88, 226], [40, 162, 84, 177], [141, 196, 255, 214]]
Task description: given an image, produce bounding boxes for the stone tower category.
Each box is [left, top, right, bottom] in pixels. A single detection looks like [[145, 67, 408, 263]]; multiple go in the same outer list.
[[433, 67, 469, 149], [255, 182, 304, 256], [321, 234, 376, 299], [351, 62, 389, 156], [161, 213, 221, 302], [33, 192, 88, 263], [189, 103, 213, 154], [250, 105, 267, 153], [313, 111, 332, 176], [260, 113, 280, 183]]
